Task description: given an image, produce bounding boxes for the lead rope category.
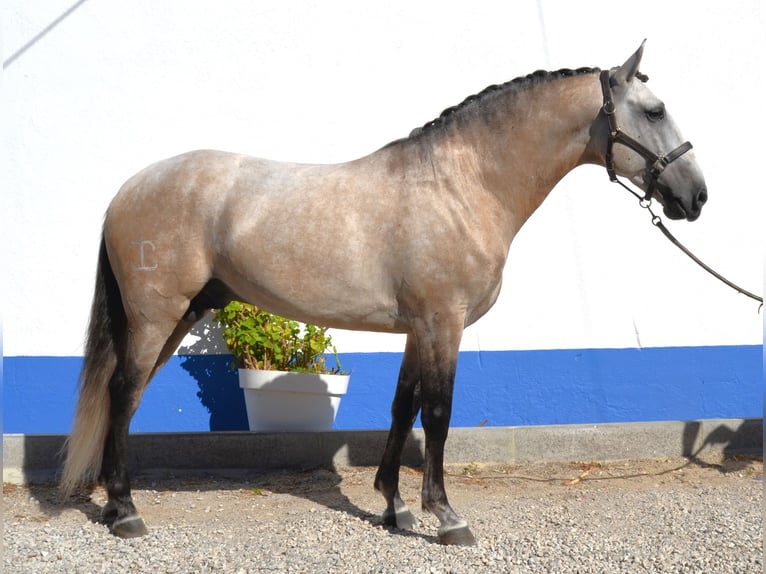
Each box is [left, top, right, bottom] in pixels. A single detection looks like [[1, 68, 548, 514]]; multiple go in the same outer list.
[[613, 177, 763, 307]]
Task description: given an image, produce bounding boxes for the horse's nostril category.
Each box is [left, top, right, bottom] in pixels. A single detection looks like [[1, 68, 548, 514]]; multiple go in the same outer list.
[[697, 187, 708, 206]]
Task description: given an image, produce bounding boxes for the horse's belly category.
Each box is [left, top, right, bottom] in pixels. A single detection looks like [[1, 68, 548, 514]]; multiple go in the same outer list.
[[214, 258, 405, 333]]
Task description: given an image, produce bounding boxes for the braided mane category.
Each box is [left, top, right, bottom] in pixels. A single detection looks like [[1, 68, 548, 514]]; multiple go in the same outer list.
[[410, 66, 601, 137]]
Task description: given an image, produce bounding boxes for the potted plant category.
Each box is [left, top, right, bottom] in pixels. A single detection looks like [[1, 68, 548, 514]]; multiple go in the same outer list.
[[214, 301, 349, 431]]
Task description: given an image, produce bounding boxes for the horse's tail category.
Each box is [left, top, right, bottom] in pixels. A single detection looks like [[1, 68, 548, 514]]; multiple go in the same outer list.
[[61, 234, 125, 495]]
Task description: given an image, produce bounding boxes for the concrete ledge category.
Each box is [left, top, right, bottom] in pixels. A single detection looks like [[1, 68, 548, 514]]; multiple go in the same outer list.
[[3, 418, 761, 484]]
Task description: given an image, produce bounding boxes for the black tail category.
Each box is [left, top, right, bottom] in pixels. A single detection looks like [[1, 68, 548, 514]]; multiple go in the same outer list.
[[61, 235, 126, 494]]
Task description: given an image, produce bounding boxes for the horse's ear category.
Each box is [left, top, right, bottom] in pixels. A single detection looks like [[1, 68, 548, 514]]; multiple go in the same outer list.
[[613, 39, 646, 85]]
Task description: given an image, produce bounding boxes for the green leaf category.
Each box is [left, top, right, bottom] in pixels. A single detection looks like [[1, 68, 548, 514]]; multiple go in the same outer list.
[[214, 301, 345, 374]]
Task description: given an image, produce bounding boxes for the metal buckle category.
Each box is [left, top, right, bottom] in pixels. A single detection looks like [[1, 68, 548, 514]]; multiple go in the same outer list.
[[650, 154, 668, 175]]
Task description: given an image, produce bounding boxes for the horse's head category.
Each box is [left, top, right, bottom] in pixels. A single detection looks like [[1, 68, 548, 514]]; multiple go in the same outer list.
[[602, 42, 707, 221]]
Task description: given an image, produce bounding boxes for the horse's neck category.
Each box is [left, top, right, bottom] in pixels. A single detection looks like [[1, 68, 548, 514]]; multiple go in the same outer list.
[[442, 74, 603, 231]]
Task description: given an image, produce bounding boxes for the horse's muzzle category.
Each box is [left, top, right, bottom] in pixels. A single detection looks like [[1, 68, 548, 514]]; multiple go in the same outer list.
[[682, 186, 707, 222], [656, 184, 706, 222], [692, 186, 708, 217]]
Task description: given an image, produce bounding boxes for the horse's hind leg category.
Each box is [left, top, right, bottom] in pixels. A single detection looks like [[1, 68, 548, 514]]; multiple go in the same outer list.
[[374, 335, 421, 530], [100, 316, 196, 537]]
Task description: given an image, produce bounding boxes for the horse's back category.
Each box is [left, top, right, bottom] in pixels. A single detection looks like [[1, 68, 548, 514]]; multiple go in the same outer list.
[[102, 150, 407, 329], [102, 145, 507, 331]]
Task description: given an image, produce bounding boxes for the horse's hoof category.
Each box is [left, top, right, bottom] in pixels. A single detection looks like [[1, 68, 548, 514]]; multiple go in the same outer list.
[[382, 508, 417, 530], [110, 515, 149, 538], [396, 509, 417, 530], [438, 523, 476, 546]]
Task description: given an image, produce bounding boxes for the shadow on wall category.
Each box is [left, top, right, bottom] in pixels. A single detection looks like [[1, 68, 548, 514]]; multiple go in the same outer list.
[[177, 315, 249, 431], [682, 419, 763, 464]]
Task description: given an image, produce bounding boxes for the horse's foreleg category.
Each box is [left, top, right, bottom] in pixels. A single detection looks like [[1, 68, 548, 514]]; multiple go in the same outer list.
[[374, 336, 421, 530], [416, 317, 476, 546]]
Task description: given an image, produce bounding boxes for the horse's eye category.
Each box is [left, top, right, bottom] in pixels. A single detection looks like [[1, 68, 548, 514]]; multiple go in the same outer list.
[[646, 106, 665, 122]]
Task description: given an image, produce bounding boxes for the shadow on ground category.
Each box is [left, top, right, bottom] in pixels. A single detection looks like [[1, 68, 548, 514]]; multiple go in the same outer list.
[[17, 418, 761, 543], [22, 432, 426, 541]]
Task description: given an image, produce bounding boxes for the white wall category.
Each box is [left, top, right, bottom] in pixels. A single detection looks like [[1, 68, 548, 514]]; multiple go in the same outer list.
[[2, 1, 763, 357]]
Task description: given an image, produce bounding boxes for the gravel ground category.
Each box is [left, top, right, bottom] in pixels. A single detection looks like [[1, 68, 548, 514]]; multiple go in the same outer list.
[[4, 454, 762, 574]]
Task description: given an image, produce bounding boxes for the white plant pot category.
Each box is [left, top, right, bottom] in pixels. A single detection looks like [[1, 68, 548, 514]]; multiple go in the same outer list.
[[238, 369, 350, 431]]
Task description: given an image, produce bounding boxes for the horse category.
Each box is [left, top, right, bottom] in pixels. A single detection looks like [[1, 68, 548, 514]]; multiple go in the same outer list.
[[62, 42, 706, 545]]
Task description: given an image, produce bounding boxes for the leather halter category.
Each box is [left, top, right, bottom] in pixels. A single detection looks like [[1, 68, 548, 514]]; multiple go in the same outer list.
[[599, 69, 693, 201], [598, 70, 762, 305]]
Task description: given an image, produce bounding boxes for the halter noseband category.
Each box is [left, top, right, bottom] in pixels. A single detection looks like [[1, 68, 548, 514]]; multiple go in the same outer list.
[[599, 69, 693, 201]]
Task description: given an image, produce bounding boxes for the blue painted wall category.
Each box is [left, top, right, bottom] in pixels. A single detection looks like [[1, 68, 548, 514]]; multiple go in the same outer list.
[[3, 345, 761, 434]]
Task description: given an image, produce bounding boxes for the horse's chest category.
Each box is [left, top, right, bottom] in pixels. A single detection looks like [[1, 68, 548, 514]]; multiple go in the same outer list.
[[462, 249, 505, 315]]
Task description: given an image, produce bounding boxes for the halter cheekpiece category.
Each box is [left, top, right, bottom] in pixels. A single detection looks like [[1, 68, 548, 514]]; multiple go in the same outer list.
[[599, 69, 693, 202]]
